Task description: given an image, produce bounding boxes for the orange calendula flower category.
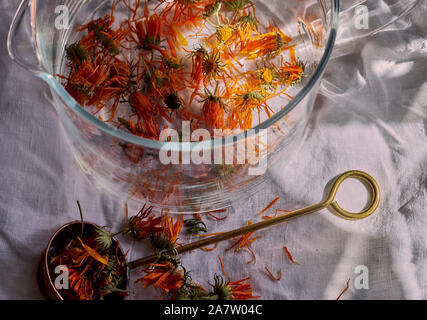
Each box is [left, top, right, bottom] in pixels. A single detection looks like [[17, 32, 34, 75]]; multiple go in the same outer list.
[[241, 25, 292, 59], [202, 50, 224, 84], [125, 204, 163, 240], [280, 58, 306, 87], [150, 211, 184, 251], [78, 14, 124, 54], [190, 45, 208, 83], [97, 59, 133, 117], [159, 0, 213, 28], [211, 274, 259, 300], [199, 84, 228, 130], [67, 267, 95, 300], [236, 14, 258, 43], [136, 261, 184, 294], [229, 91, 271, 130], [64, 55, 111, 108], [130, 14, 163, 51]]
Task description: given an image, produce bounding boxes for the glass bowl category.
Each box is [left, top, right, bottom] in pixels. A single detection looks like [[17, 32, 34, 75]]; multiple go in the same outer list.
[[7, 0, 419, 213]]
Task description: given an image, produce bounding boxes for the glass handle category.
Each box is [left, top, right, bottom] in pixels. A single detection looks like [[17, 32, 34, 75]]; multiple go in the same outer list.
[[332, 0, 422, 58], [7, 0, 42, 74]]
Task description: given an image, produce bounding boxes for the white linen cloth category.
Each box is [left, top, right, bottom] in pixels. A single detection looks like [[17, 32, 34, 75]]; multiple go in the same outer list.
[[0, 0, 426, 299]]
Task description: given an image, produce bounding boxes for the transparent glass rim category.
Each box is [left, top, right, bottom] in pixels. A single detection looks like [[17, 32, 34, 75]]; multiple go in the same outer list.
[[39, 0, 340, 151]]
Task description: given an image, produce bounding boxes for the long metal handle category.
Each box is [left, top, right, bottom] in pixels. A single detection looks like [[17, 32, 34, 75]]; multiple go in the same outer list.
[[128, 170, 380, 269]]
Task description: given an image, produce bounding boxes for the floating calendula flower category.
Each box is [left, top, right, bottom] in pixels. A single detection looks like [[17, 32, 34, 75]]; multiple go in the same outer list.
[[235, 15, 259, 46], [216, 24, 237, 46], [64, 55, 110, 107], [131, 14, 163, 51], [127, 92, 164, 138], [258, 67, 274, 84], [96, 59, 133, 117], [223, 0, 251, 12], [78, 14, 125, 55], [281, 58, 306, 87], [199, 83, 228, 130], [254, 65, 281, 91], [229, 91, 271, 130], [202, 50, 224, 84], [241, 25, 292, 59]]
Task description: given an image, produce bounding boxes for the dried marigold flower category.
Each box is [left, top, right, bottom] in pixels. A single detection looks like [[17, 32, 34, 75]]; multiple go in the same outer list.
[[241, 27, 292, 59], [200, 85, 228, 130], [136, 261, 184, 295], [132, 14, 163, 51], [124, 204, 162, 240], [210, 274, 258, 300], [150, 212, 184, 251], [202, 50, 224, 83]]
